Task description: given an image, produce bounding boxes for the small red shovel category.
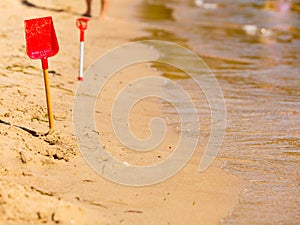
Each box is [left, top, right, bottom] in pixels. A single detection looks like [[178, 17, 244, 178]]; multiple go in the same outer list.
[[24, 16, 59, 133], [76, 17, 90, 81]]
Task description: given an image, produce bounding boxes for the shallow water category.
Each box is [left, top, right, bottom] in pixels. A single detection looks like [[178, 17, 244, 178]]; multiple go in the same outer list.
[[137, 0, 300, 224]]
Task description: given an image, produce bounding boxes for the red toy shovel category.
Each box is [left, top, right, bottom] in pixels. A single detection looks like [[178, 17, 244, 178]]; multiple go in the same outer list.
[[76, 17, 89, 81], [24, 16, 59, 133]]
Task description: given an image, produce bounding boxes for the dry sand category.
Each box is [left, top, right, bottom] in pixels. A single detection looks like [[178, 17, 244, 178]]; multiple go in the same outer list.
[[0, 0, 248, 224]]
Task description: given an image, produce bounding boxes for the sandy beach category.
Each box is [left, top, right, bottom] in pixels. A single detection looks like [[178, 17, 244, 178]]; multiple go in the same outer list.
[[0, 0, 248, 224]]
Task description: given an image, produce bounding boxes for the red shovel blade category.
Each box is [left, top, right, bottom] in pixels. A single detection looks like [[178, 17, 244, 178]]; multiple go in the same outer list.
[[76, 17, 90, 31], [76, 17, 90, 42], [24, 16, 59, 68]]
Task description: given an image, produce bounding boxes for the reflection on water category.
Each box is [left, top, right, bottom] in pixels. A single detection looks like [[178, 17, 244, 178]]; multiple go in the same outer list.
[[137, 0, 300, 224]]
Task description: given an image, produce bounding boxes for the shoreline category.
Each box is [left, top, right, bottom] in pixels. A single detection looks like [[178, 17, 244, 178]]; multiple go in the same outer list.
[[0, 0, 248, 224]]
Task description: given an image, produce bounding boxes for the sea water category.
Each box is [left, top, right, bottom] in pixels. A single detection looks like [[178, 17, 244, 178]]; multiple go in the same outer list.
[[136, 0, 300, 224]]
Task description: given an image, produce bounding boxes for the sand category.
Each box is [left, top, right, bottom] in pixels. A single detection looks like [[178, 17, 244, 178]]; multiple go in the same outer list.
[[0, 0, 248, 224]]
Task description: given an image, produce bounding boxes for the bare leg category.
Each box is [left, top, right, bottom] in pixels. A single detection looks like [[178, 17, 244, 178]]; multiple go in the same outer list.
[[99, 0, 111, 19], [84, 0, 92, 17]]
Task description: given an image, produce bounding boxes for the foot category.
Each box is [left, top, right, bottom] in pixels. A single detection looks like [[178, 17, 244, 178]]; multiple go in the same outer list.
[[99, 15, 114, 21], [82, 12, 91, 18]]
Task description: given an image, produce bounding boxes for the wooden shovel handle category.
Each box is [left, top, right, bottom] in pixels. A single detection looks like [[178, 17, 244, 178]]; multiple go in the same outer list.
[[43, 69, 54, 133]]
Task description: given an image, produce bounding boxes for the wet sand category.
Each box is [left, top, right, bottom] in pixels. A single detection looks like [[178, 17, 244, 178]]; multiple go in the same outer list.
[[0, 0, 247, 224]]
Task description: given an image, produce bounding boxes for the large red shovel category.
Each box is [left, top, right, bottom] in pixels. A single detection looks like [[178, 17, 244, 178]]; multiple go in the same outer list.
[[24, 16, 59, 133]]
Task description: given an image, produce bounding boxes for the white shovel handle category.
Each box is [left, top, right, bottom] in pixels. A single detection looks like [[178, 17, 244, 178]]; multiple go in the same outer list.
[[78, 41, 84, 80]]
